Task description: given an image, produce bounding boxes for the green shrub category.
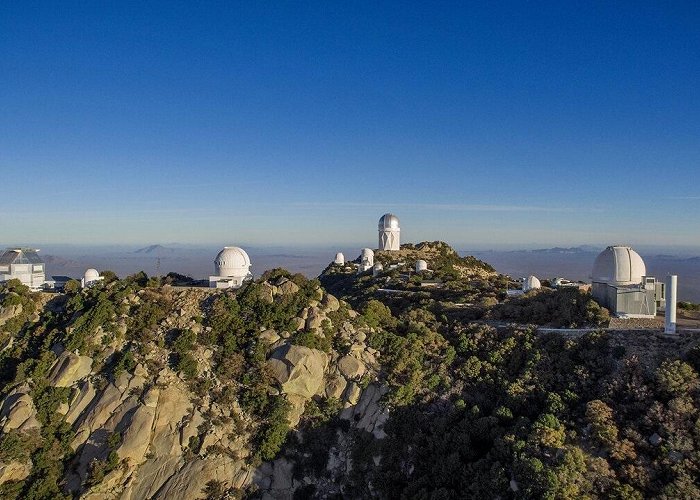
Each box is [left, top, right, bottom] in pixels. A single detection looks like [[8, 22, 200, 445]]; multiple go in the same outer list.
[[255, 396, 291, 461], [175, 352, 198, 379]]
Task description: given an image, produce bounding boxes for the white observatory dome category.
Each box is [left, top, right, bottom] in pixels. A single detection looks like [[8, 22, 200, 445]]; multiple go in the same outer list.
[[361, 248, 374, 261], [215, 246, 252, 278], [523, 275, 541, 292], [372, 263, 384, 276], [592, 246, 646, 285], [334, 252, 345, 265], [84, 268, 99, 281], [415, 260, 428, 273], [378, 213, 400, 230]]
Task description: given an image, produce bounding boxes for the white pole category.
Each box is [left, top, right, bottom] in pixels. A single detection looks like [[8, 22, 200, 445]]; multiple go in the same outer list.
[[665, 275, 677, 334]]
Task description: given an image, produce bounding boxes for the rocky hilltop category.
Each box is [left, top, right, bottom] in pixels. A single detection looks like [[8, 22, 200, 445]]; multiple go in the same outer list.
[[1, 248, 700, 499], [0, 272, 387, 499]]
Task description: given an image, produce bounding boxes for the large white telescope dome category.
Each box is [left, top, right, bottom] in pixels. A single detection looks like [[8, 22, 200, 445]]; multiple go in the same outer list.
[[523, 275, 541, 291], [378, 213, 400, 230], [215, 246, 252, 278], [84, 268, 100, 281], [592, 246, 646, 285]]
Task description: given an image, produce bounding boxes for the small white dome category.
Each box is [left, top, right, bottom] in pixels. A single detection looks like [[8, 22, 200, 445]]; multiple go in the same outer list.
[[415, 260, 428, 272], [84, 268, 99, 280], [592, 246, 646, 285], [372, 263, 384, 276], [523, 275, 541, 291], [215, 246, 252, 278], [378, 213, 400, 230], [334, 252, 345, 265]]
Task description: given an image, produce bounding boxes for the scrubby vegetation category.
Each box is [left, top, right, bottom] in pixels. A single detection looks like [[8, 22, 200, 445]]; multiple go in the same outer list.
[[0, 269, 331, 497], [345, 315, 700, 498], [1, 244, 699, 498], [679, 301, 700, 312], [489, 287, 611, 327]]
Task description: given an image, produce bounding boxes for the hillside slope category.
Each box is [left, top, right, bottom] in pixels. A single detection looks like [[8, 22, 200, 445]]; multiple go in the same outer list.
[[0, 253, 699, 499]]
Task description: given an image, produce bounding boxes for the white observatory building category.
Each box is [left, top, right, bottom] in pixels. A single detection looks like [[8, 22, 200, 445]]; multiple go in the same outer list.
[[358, 248, 374, 273], [81, 268, 104, 288], [378, 213, 400, 251], [523, 275, 541, 292], [209, 246, 253, 289], [334, 252, 345, 265], [591, 245, 664, 317], [0, 248, 46, 291], [415, 260, 428, 273]]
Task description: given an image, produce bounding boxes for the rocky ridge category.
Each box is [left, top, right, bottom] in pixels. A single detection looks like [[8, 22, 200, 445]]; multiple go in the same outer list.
[[0, 276, 387, 499]]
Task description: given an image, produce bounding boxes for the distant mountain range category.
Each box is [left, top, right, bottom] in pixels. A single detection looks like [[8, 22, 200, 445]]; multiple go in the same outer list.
[[526, 245, 600, 254], [42, 254, 81, 267], [134, 244, 177, 254], [652, 254, 700, 263]]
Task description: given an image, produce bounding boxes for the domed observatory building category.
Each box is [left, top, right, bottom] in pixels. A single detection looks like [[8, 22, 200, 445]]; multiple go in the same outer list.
[[358, 248, 374, 273], [209, 247, 253, 289], [415, 260, 428, 273], [378, 213, 400, 251], [523, 275, 541, 292], [81, 268, 104, 288], [334, 252, 345, 265], [591, 246, 664, 317]]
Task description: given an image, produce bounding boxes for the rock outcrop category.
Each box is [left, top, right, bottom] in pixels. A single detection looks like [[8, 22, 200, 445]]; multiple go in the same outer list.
[[0, 391, 40, 433], [0, 459, 32, 485], [48, 351, 93, 387], [0, 280, 387, 500], [268, 344, 329, 399], [0, 303, 22, 328]]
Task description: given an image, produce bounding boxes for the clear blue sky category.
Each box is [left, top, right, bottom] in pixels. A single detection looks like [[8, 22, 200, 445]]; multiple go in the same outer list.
[[2, 1, 699, 249]]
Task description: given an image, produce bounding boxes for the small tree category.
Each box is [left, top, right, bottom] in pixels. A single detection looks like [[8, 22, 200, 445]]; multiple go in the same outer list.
[[656, 360, 699, 397], [64, 279, 81, 294]]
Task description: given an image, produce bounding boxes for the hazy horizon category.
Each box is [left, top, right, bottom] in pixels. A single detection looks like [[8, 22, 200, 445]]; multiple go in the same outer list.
[[6, 241, 699, 301], [4, 241, 700, 258]]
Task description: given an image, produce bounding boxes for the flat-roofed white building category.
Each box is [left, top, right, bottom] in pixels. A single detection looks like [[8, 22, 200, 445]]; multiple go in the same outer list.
[[0, 248, 46, 290]]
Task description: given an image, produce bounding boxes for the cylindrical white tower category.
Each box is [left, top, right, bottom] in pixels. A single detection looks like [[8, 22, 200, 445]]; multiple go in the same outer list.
[[378, 213, 400, 251], [665, 275, 677, 334], [334, 252, 345, 265]]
